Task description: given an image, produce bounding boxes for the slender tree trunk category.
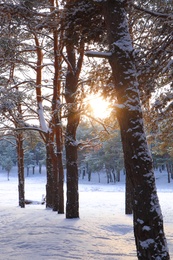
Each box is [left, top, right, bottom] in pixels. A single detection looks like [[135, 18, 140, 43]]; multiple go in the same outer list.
[[171, 164, 173, 179], [64, 2, 84, 217], [34, 34, 58, 210], [51, 19, 64, 213], [16, 133, 25, 208], [112, 169, 116, 183], [56, 125, 64, 213], [9, 65, 25, 208], [64, 41, 84, 218], [51, 139, 58, 212], [88, 170, 91, 181], [116, 169, 120, 182], [39, 163, 41, 174], [166, 164, 171, 183], [65, 50, 80, 217], [27, 167, 29, 177], [103, 1, 169, 259], [65, 111, 80, 218], [45, 135, 54, 209]]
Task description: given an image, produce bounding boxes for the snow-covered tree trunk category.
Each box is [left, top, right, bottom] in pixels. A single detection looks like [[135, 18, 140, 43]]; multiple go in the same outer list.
[[103, 1, 169, 259]]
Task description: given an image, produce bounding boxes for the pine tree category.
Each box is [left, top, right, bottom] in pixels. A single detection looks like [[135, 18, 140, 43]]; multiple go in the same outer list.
[[103, 0, 169, 258], [63, 1, 84, 218]]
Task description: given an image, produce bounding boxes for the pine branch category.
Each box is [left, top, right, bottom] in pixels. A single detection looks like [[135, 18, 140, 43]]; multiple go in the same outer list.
[[85, 51, 112, 59], [131, 3, 173, 19]]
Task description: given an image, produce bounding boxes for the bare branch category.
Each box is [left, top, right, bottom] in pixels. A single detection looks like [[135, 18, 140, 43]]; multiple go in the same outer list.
[[131, 3, 173, 19], [85, 51, 112, 59], [15, 126, 47, 134]]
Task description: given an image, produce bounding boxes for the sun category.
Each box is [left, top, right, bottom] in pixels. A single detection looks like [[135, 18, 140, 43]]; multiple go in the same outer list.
[[87, 94, 111, 119]]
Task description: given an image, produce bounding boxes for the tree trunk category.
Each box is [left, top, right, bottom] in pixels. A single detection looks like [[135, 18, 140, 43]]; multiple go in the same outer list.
[[88, 169, 91, 181], [166, 164, 171, 183], [50, 15, 64, 213], [171, 164, 173, 179], [34, 33, 60, 211], [64, 8, 84, 217], [45, 133, 59, 211], [116, 169, 120, 182], [45, 135, 54, 209], [27, 166, 29, 177], [65, 52, 81, 218], [112, 171, 116, 183], [53, 124, 64, 214], [65, 47, 80, 217], [53, 106, 64, 213], [39, 163, 41, 174], [125, 174, 133, 215], [52, 145, 59, 212], [65, 113, 79, 218], [16, 133, 25, 208], [57, 145, 64, 214], [103, 1, 169, 259]]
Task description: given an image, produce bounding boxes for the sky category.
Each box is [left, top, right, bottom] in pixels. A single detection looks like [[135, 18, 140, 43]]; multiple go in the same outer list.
[[0, 166, 172, 260]]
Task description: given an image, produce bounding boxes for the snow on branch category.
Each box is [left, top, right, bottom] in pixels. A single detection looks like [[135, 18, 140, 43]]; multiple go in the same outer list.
[[78, 137, 100, 151], [85, 51, 112, 59], [15, 126, 46, 134], [38, 102, 49, 133], [131, 3, 173, 19], [82, 112, 113, 133], [0, 3, 33, 17]]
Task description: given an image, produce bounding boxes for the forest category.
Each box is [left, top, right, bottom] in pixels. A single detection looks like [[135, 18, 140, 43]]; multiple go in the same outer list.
[[0, 0, 172, 259]]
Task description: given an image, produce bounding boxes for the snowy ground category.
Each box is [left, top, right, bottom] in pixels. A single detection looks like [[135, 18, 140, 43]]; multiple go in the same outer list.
[[0, 167, 172, 260]]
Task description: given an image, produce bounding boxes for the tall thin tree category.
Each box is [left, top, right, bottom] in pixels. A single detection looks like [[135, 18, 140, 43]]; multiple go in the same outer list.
[[63, 0, 84, 218], [103, 0, 169, 258]]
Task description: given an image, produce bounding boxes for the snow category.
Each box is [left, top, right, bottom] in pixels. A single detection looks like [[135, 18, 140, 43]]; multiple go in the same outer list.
[[38, 102, 49, 133], [0, 167, 173, 260], [140, 239, 155, 249]]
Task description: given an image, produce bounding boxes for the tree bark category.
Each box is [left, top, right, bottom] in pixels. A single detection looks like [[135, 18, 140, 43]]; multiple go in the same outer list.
[[56, 125, 64, 214], [34, 32, 60, 211], [65, 44, 80, 218], [125, 173, 133, 215], [15, 81, 25, 208], [16, 133, 25, 208], [103, 1, 169, 259], [50, 10, 64, 212], [45, 135, 54, 209], [65, 110, 80, 218], [64, 0, 84, 218], [64, 41, 84, 218]]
